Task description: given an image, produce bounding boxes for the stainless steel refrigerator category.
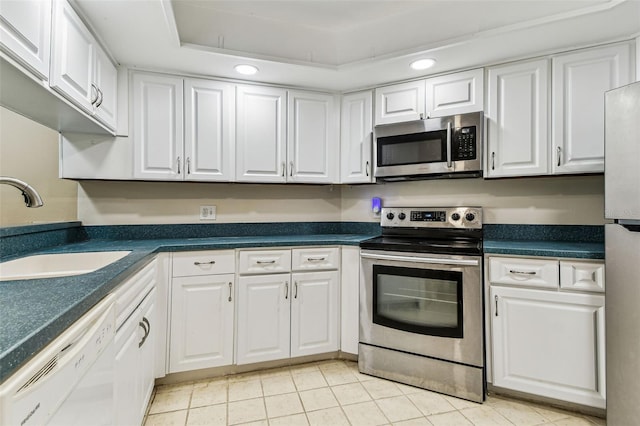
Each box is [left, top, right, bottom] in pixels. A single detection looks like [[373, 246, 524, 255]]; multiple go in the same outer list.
[[605, 80, 640, 424]]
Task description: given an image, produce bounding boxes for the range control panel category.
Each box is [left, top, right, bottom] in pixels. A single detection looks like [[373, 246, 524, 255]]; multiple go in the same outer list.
[[380, 207, 482, 229]]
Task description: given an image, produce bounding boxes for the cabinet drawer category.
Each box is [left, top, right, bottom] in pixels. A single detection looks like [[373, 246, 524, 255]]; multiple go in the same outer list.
[[560, 260, 605, 293], [172, 250, 235, 277], [114, 259, 156, 329], [489, 256, 559, 289], [292, 247, 339, 271], [238, 249, 291, 274]]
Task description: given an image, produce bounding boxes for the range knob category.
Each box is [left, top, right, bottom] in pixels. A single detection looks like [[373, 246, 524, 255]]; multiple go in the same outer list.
[[465, 212, 476, 222], [451, 213, 461, 221], [386, 212, 395, 220], [398, 213, 406, 220]]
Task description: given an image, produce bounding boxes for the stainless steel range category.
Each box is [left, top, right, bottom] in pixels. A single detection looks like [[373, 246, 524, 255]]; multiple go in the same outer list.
[[359, 206, 485, 402]]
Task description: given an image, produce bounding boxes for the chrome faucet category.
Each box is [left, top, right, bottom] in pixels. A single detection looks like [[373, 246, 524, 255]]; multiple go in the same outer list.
[[0, 177, 44, 208]]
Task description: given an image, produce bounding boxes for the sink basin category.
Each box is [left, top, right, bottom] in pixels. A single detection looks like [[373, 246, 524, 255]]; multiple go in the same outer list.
[[0, 251, 131, 281]]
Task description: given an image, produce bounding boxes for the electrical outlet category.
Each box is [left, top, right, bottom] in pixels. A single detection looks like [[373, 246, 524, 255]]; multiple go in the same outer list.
[[199, 205, 216, 220]]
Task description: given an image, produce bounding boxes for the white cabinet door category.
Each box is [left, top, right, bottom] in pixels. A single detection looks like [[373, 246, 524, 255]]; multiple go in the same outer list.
[[374, 80, 425, 125], [236, 85, 287, 182], [184, 78, 235, 181], [340, 91, 373, 184], [287, 91, 339, 183], [0, 0, 51, 80], [425, 68, 483, 118], [486, 59, 549, 177], [50, 0, 95, 113], [132, 73, 184, 180], [291, 271, 339, 357], [170, 274, 235, 372], [114, 287, 156, 426], [236, 274, 290, 364], [491, 286, 606, 408], [92, 46, 118, 130], [114, 303, 143, 426], [552, 43, 632, 174], [138, 288, 157, 422], [340, 246, 360, 355]]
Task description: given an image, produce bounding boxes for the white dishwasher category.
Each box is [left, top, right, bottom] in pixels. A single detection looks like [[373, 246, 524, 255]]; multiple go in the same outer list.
[[0, 295, 116, 426]]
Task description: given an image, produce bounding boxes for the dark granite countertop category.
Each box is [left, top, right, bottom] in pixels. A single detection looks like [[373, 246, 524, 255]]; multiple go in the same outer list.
[[483, 224, 605, 259], [0, 232, 377, 384]]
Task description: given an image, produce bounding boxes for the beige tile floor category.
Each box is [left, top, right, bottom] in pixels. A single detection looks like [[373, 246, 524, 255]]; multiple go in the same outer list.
[[144, 360, 606, 426]]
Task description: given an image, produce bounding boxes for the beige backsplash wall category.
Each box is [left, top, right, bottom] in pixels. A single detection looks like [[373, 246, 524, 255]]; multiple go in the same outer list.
[[0, 107, 77, 226], [78, 174, 605, 226], [78, 181, 342, 225], [341, 175, 606, 225]]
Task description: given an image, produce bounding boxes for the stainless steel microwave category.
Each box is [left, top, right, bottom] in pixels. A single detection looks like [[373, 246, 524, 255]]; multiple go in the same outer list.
[[373, 111, 483, 181]]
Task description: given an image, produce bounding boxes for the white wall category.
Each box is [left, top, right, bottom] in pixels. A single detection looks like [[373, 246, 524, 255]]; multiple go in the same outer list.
[[341, 175, 605, 225], [0, 107, 78, 226], [78, 181, 342, 225]]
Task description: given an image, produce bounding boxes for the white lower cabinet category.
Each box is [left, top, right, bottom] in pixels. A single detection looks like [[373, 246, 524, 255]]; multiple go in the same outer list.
[[488, 255, 606, 409], [236, 273, 291, 364], [113, 260, 158, 426], [236, 247, 340, 365], [168, 251, 235, 372], [291, 271, 339, 357]]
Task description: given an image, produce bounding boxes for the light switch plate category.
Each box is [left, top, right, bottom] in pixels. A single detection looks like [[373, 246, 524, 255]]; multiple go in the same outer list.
[[200, 205, 216, 220]]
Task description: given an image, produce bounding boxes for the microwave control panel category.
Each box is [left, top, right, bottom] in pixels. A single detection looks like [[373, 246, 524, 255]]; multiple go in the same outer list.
[[452, 126, 477, 160]]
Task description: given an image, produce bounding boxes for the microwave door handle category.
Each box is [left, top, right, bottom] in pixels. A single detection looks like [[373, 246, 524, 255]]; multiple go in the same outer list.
[[446, 121, 452, 168]]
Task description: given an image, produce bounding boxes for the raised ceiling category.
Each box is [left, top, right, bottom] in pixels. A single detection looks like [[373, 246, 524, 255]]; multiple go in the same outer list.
[[76, 0, 640, 91]]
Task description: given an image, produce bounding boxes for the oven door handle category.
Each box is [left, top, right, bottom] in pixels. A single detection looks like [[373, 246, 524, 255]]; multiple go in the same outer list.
[[361, 252, 479, 266]]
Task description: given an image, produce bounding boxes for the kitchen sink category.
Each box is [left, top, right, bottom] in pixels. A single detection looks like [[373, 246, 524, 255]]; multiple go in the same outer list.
[[0, 251, 131, 281]]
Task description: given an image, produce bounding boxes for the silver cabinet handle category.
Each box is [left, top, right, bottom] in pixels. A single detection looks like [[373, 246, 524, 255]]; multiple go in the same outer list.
[[491, 152, 496, 170], [285, 281, 289, 299], [194, 260, 216, 265], [281, 162, 285, 177], [138, 317, 151, 348], [228, 282, 232, 302], [256, 260, 276, 264], [509, 269, 536, 275], [557, 146, 562, 167], [95, 88, 104, 108], [187, 157, 191, 174], [446, 121, 452, 168], [294, 281, 298, 299], [177, 156, 181, 174], [91, 83, 99, 105], [289, 161, 294, 177], [365, 161, 370, 177], [495, 295, 499, 317], [307, 257, 326, 262]]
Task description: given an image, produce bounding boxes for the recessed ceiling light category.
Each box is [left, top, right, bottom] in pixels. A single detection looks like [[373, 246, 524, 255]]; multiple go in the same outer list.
[[235, 64, 258, 75], [410, 59, 436, 70]]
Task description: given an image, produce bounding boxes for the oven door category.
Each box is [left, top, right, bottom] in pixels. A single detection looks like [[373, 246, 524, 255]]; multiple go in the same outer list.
[[360, 250, 483, 367]]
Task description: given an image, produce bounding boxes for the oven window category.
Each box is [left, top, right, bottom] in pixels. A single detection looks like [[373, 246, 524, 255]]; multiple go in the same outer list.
[[373, 265, 463, 338], [377, 131, 446, 166]]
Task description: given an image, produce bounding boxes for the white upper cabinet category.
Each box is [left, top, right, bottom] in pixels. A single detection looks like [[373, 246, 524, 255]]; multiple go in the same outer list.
[[486, 59, 550, 177], [92, 46, 118, 129], [50, 0, 95, 112], [425, 68, 484, 118], [132, 72, 184, 180], [0, 0, 51, 80], [287, 91, 339, 183], [50, 0, 117, 131], [340, 91, 373, 184], [374, 69, 484, 125], [184, 78, 236, 181], [236, 85, 287, 182], [552, 43, 632, 174], [374, 80, 425, 125]]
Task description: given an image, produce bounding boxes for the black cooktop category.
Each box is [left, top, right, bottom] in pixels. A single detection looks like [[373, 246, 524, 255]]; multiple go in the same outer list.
[[360, 235, 483, 256]]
